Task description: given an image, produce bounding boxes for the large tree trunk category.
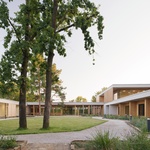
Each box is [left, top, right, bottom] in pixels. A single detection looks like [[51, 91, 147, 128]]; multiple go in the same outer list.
[[43, 52, 54, 129], [19, 50, 28, 129], [42, 0, 58, 129], [19, 0, 30, 129]]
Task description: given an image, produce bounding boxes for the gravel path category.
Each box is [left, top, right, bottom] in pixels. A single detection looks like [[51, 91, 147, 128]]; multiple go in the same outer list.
[[16, 118, 135, 144]]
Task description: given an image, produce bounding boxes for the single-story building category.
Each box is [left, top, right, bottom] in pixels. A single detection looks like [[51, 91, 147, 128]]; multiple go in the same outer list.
[[0, 99, 19, 118], [26, 102, 104, 116], [0, 99, 104, 117]]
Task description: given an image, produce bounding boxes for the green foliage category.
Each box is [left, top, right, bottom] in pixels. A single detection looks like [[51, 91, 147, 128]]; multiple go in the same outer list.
[[0, 135, 17, 149], [122, 132, 150, 150], [91, 87, 107, 102], [86, 131, 120, 150], [130, 117, 147, 132], [75, 96, 87, 102], [0, 0, 9, 28], [91, 95, 96, 102], [104, 114, 129, 120], [0, 0, 104, 129], [80, 131, 150, 150]]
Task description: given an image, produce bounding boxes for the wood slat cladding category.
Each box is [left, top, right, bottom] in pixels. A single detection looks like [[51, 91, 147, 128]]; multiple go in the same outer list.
[[104, 88, 113, 102]]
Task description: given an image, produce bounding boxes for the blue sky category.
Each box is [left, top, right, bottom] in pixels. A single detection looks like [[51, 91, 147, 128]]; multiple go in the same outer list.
[[1, 1, 150, 101]]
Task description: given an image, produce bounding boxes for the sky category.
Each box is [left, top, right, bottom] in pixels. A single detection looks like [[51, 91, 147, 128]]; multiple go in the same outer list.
[[1, 1, 150, 101]]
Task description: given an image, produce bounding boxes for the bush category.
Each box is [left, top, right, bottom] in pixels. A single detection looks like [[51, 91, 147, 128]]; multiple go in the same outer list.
[[84, 131, 150, 150], [104, 114, 129, 120], [121, 132, 150, 150], [130, 117, 147, 132], [86, 131, 120, 150], [0, 135, 17, 149]]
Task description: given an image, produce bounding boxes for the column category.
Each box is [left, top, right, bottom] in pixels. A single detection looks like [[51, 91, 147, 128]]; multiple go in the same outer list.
[[145, 98, 150, 117]]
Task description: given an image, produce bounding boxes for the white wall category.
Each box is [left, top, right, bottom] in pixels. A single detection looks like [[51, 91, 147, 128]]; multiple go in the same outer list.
[[109, 105, 118, 115], [104, 105, 109, 114]]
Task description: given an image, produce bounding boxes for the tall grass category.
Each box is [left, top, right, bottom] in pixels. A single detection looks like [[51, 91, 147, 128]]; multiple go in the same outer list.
[[86, 131, 120, 150], [122, 132, 150, 150], [130, 117, 147, 132], [84, 131, 150, 150]]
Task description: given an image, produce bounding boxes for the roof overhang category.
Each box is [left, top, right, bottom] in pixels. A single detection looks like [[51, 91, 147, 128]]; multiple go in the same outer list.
[[98, 84, 150, 97], [26, 102, 104, 106], [105, 90, 150, 105], [0, 99, 19, 105]]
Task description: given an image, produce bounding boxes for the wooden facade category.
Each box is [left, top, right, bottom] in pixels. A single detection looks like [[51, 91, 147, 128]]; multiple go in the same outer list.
[[98, 84, 150, 117]]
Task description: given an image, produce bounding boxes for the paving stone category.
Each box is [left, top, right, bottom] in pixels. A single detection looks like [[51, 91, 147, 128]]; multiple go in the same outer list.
[[26, 143, 70, 150]]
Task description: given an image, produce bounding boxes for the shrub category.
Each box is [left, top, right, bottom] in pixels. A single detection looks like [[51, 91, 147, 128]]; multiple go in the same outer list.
[[85, 131, 150, 150], [0, 135, 17, 149], [86, 131, 120, 150], [130, 117, 147, 132], [121, 132, 150, 150], [104, 114, 129, 120]]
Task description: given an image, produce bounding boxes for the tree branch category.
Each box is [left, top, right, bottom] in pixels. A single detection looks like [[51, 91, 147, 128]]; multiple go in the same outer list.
[[56, 23, 75, 33], [7, 18, 21, 43]]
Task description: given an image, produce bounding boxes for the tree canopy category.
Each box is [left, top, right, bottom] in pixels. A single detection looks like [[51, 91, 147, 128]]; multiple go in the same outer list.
[[75, 96, 87, 102], [91, 87, 107, 102]]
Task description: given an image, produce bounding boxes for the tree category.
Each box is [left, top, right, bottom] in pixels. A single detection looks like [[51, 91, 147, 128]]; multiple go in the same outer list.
[[91, 95, 96, 102], [91, 87, 107, 102], [0, 0, 104, 129], [29, 55, 66, 114], [75, 96, 87, 102], [0, 0, 36, 129], [37, 0, 104, 129]]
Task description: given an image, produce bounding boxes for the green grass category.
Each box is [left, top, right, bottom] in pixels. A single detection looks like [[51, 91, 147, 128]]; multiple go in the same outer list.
[[0, 116, 107, 135]]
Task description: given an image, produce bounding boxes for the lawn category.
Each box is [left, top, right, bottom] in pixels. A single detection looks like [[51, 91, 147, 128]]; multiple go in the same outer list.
[[0, 116, 107, 135]]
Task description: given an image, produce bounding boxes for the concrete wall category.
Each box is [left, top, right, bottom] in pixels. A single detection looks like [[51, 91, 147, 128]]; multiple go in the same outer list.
[[109, 105, 118, 115], [7, 104, 17, 117], [104, 105, 109, 114], [0, 103, 6, 117], [0, 102, 18, 118]]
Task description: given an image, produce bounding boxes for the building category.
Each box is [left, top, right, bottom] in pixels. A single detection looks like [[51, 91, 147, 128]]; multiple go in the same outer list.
[[1, 84, 150, 118], [26, 102, 104, 116], [97, 84, 150, 117], [0, 99, 19, 118]]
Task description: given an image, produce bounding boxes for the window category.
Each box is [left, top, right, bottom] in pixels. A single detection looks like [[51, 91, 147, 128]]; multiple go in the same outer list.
[[125, 106, 129, 115], [139, 104, 144, 116]]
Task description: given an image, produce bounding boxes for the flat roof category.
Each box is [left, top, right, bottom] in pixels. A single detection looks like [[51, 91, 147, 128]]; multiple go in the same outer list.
[[0, 99, 19, 104], [105, 89, 150, 105], [27, 102, 104, 106], [98, 84, 150, 97]]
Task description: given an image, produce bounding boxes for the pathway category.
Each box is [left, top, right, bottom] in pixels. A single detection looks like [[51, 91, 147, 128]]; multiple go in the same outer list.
[[16, 118, 135, 150]]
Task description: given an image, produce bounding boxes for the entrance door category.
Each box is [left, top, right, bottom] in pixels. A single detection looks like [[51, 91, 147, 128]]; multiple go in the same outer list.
[[139, 104, 144, 116], [125, 106, 129, 115]]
